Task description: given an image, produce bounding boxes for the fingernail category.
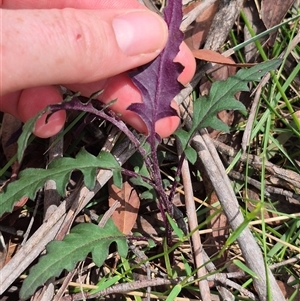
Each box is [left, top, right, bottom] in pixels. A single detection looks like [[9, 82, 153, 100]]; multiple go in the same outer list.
[[113, 11, 167, 56]]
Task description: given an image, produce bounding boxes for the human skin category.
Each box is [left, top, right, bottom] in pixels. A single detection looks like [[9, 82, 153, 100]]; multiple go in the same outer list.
[[0, 0, 196, 138]]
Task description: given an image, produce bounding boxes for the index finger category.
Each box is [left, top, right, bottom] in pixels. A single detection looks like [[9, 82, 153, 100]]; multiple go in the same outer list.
[[1, 0, 143, 9]]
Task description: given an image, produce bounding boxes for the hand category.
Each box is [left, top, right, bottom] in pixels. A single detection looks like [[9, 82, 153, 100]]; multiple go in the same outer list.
[[0, 0, 196, 138]]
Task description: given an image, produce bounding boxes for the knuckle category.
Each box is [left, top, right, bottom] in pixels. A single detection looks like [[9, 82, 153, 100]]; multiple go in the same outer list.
[[53, 9, 110, 73]]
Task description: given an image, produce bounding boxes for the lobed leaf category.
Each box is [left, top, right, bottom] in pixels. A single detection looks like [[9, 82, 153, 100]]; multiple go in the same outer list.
[[19, 220, 128, 300], [176, 59, 282, 151], [193, 59, 282, 131], [128, 0, 184, 135], [0, 149, 121, 216]]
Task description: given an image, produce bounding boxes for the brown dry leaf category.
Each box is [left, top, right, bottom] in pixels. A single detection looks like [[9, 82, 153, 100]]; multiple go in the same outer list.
[[243, 0, 267, 62], [108, 180, 140, 235], [261, 0, 295, 29], [261, 0, 295, 45], [199, 54, 237, 94], [192, 49, 256, 67], [0, 241, 7, 269], [1, 113, 22, 160], [0, 114, 29, 220], [276, 280, 300, 300], [184, 0, 219, 50], [0, 196, 28, 222], [205, 192, 229, 267], [133, 212, 166, 239], [245, 189, 281, 225], [1, 113, 22, 177], [0, 240, 20, 268]]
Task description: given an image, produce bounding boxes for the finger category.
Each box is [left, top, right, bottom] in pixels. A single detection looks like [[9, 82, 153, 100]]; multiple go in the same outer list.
[[0, 87, 66, 138], [1, 8, 168, 95], [98, 74, 181, 138], [66, 43, 196, 138], [68, 75, 180, 138], [176, 42, 196, 85], [1, 0, 142, 9], [1, 40, 195, 138], [17, 86, 66, 138]]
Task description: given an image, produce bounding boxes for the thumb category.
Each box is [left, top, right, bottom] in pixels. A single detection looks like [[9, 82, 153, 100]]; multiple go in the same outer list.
[[1, 8, 168, 95]]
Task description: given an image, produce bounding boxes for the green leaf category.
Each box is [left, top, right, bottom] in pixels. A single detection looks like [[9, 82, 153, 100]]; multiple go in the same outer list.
[[166, 214, 184, 241], [20, 220, 128, 300], [163, 238, 173, 278], [223, 202, 262, 256], [112, 169, 123, 189], [0, 149, 121, 216], [185, 59, 282, 143], [184, 146, 197, 164], [130, 152, 151, 178], [90, 275, 121, 294], [140, 190, 156, 200], [181, 254, 192, 276], [129, 152, 156, 199], [233, 259, 258, 279], [166, 284, 182, 301], [175, 128, 189, 149], [17, 110, 46, 161]]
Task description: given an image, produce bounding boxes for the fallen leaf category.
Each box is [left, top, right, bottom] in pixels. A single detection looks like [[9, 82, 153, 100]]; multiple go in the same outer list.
[[261, 0, 295, 46], [205, 192, 229, 268], [245, 189, 280, 225], [184, 0, 220, 50], [0, 196, 28, 221], [1, 113, 23, 177], [108, 180, 140, 235], [0, 114, 29, 220], [243, 0, 267, 62], [192, 49, 256, 67], [276, 279, 300, 300]]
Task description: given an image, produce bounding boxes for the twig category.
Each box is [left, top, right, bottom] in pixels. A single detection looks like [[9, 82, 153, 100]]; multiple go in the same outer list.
[[229, 170, 300, 202], [213, 139, 300, 191], [269, 254, 300, 270], [204, 0, 244, 51], [62, 269, 259, 301], [21, 192, 41, 246], [250, 226, 300, 253], [61, 277, 191, 301], [53, 268, 78, 301], [39, 134, 64, 300], [214, 273, 257, 300], [191, 132, 285, 301], [125, 291, 217, 301], [98, 200, 120, 227], [0, 211, 65, 294], [180, 0, 219, 32], [177, 141, 211, 301], [241, 80, 264, 152], [44, 133, 63, 220], [129, 243, 152, 301]]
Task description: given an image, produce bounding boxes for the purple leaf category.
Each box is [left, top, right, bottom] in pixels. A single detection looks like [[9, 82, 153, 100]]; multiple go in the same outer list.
[[128, 0, 184, 135]]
